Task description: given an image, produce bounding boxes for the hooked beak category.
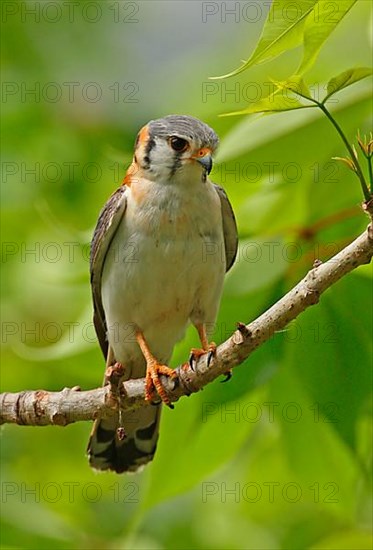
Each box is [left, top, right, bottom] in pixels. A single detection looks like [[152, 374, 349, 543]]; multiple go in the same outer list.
[[196, 153, 213, 175]]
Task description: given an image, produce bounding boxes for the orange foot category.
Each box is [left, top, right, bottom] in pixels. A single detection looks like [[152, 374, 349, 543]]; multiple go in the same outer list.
[[135, 330, 177, 408], [145, 361, 177, 408]]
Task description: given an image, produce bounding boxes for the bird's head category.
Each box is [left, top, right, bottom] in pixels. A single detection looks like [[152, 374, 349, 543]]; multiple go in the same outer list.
[[131, 115, 219, 184]]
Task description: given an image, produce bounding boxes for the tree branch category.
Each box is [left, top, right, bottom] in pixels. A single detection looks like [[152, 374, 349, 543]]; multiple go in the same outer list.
[[1, 219, 372, 427]]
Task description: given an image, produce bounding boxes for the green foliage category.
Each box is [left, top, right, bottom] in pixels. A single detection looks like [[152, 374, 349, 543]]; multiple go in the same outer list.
[[297, 0, 357, 74], [325, 67, 373, 100], [1, 1, 372, 549], [212, 0, 357, 79], [216, 0, 373, 201]]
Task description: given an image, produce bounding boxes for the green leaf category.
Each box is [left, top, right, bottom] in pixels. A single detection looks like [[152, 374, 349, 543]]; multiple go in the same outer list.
[[217, 89, 370, 162], [324, 67, 373, 102], [222, 76, 314, 119], [211, 0, 319, 79], [274, 76, 312, 98], [215, 106, 320, 163], [221, 89, 312, 117], [271, 359, 360, 520], [297, 0, 357, 75], [212, 1, 358, 80], [282, 273, 372, 449]]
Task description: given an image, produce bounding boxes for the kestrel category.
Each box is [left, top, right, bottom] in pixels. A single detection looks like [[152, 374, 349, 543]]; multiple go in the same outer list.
[[88, 115, 238, 472]]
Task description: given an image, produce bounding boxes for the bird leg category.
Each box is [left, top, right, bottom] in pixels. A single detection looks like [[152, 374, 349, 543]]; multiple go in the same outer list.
[[189, 323, 216, 370], [135, 330, 177, 408], [189, 324, 232, 380]]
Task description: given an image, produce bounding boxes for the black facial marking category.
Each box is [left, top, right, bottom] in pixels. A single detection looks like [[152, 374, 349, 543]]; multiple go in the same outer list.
[[143, 136, 155, 169], [170, 154, 183, 177]]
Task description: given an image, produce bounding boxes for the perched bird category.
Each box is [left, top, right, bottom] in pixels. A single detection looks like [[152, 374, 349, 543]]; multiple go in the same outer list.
[[87, 115, 238, 473]]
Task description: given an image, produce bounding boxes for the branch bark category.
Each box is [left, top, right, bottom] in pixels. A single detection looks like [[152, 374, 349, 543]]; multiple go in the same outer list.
[[1, 221, 372, 427]]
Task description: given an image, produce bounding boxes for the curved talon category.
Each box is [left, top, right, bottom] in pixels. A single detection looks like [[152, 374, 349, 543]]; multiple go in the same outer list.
[[207, 349, 215, 367], [189, 353, 196, 372], [189, 342, 216, 370], [221, 370, 232, 383]]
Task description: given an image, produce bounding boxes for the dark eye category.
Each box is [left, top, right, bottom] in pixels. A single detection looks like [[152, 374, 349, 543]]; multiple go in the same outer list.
[[169, 136, 189, 152]]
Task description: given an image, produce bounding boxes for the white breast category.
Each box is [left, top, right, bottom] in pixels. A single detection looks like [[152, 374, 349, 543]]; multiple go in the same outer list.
[[101, 178, 226, 378]]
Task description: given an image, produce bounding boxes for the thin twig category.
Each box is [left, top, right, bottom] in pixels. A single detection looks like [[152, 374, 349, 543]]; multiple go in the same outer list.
[[1, 220, 372, 427]]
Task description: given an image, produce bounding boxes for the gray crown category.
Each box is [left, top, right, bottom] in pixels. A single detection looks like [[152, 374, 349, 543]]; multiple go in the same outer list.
[[148, 115, 219, 150]]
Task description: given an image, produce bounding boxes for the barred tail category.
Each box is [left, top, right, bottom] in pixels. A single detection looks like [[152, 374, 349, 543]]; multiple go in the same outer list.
[[87, 404, 161, 473]]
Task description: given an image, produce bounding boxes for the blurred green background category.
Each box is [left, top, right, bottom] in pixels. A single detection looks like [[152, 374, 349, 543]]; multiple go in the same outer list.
[[1, 1, 372, 549]]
